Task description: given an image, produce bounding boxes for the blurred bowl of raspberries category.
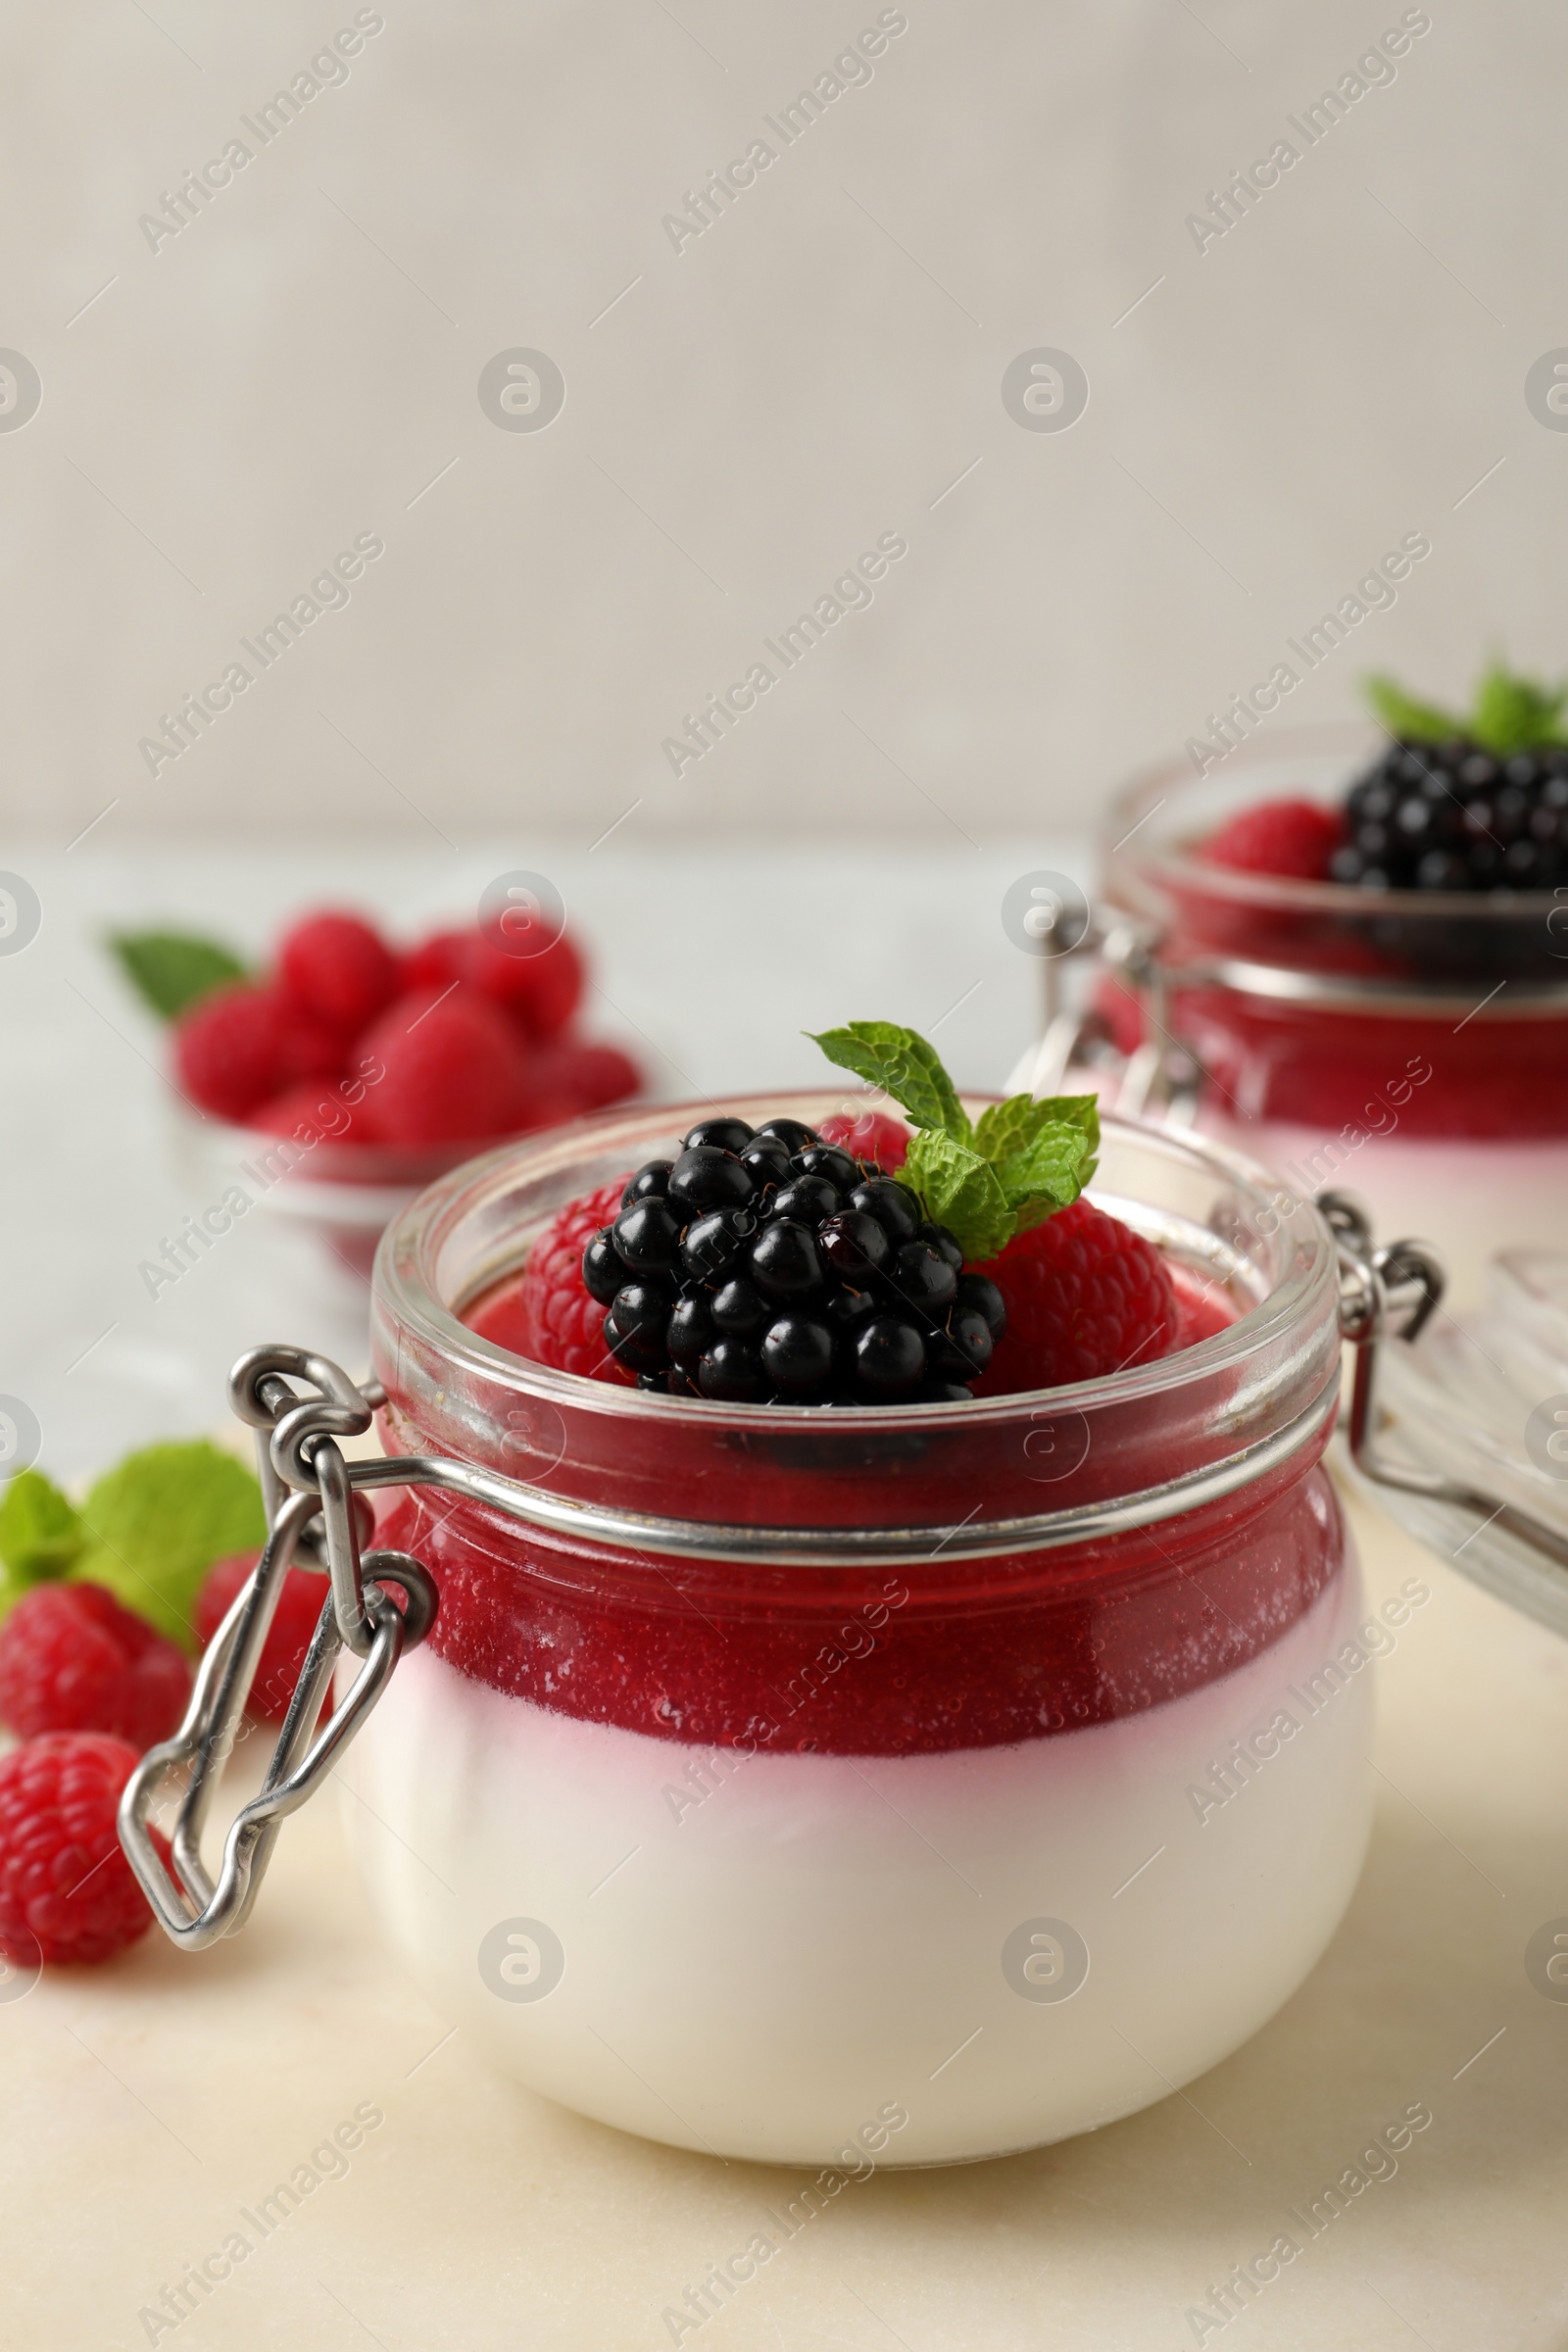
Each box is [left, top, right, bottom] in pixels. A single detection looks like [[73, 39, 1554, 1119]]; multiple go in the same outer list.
[[112, 905, 643, 1275]]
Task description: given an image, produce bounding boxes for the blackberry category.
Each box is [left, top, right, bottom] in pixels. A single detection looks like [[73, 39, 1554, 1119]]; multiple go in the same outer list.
[[794, 1144, 858, 1192], [582, 1230, 624, 1305], [621, 1161, 672, 1205], [667, 1292, 716, 1368], [681, 1206, 756, 1281], [753, 1117, 815, 1152], [928, 1306, 993, 1382], [847, 1176, 921, 1244], [771, 1173, 840, 1224], [921, 1223, 964, 1271], [854, 1314, 927, 1396], [611, 1197, 682, 1275], [817, 1210, 890, 1280], [1338, 735, 1568, 893], [750, 1218, 827, 1302], [886, 1239, 959, 1318], [697, 1335, 767, 1400], [739, 1138, 792, 1190], [761, 1312, 835, 1392], [956, 1272, 1006, 1335], [583, 1122, 1005, 1406], [684, 1117, 756, 1153], [603, 1276, 673, 1372], [711, 1276, 768, 1335], [667, 1145, 753, 1213]]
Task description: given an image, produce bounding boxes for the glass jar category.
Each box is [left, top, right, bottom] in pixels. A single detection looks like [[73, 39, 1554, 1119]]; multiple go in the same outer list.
[[1100, 726, 1568, 1302], [339, 1098, 1370, 2167]]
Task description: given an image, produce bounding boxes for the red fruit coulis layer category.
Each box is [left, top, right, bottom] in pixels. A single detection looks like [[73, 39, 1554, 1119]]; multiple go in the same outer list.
[[382, 1250, 1338, 1760], [1098, 974, 1568, 1139], [374, 1447, 1341, 1760]]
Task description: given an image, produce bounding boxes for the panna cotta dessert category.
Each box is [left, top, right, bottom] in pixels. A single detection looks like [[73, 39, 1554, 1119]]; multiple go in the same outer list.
[[340, 1027, 1372, 2165], [1098, 674, 1568, 1301]]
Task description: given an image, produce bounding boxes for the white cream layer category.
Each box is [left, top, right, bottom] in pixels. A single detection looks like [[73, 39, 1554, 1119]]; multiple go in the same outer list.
[[339, 1550, 1373, 2165]]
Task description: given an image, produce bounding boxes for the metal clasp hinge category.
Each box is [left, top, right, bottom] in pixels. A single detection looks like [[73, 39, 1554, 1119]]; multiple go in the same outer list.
[[1005, 911, 1205, 1126], [118, 1348, 438, 1951]]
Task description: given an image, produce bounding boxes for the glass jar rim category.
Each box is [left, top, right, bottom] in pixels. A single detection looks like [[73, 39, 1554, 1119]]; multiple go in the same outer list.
[[1108, 721, 1567, 927], [369, 1097, 1342, 1556]]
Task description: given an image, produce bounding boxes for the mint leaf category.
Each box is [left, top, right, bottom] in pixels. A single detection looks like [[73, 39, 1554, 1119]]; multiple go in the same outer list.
[[808, 1024, 1102, 1259], [972, 1090, 1098, 1231], [70, 1440, 265, 1650], [1467, 664, 1568, 757], [973, 1093, 1099, 1184], [0, 1470, 84, 1620], [993, 1118, 1097, 1212], [109, 929, 248, 1020], [1026, 1094, 1101, 1152], [904, 1129, 1013, 1262], [1364, 674, 1459, 745], [0, 1469, 82, 1581], [970, 1094, 1044, 1165], [807, 1023, 970, 1142]]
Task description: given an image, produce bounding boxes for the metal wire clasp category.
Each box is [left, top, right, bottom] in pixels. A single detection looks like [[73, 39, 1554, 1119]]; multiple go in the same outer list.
[[118, 1348, 438, 1951], [1005, 913, 1206, 1124]]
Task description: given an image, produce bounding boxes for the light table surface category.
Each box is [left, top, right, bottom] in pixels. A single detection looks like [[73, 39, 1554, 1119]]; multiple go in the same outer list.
[[1, 843, 1561, 2350]]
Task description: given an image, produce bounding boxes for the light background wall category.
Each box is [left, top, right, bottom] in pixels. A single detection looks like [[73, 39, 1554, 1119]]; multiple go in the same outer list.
[[2, 0, 1560, 853]]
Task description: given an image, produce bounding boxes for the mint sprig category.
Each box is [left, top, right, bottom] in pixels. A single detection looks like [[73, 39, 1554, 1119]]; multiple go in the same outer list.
[[109, 928, 248, 1020], [0, 1470, 84, 1623], [974, 1093, 1099, 1225], [1365, 663, 1568, 759], [0, 1440, 267, 1648], [808, 1022, 1098, 1263], [808, 1021, 969, 1140], [1469, 666, 1568, 758], [70, 1440, 266, 1650], [1364, 675, 1459, 747], [903, 1131, 1014, 1261]]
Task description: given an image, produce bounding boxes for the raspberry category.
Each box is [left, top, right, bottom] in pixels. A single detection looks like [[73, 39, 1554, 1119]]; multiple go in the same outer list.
[[195, 1552, 331, 1721], [495, 933, 583, 1043], [817, 1110, 910, 1169], [469, 929, 584, 1044], [468, 1178, 633, 1382], [173, 982, 289, 1120], [398, 928, 467, 996], [524, 1039, 641, 1124], [278, 910, 398, 1037], [402, 928, 585, 1044], [245, 1080, 369, 1146], [1199, 797, 1346, 881], [974, 1199, 1180, 1394], [354, 986, 529, 1146], [279, 1008, 348, 1082], [0, 1584, 191, 1749], [0, 1733, 162, 1966]]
